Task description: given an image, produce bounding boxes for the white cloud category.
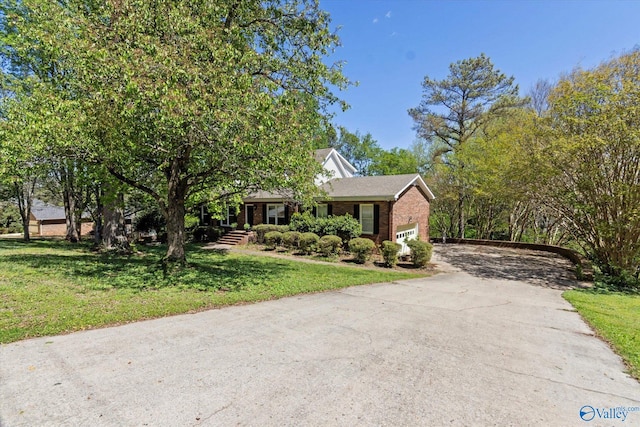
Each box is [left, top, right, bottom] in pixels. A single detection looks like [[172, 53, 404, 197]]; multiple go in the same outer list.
[[372, 17, 379, 24], [385, 11, 391, 18]]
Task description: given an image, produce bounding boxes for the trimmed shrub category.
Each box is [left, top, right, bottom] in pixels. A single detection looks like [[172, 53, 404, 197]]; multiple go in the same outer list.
[[330, 213, 362, 243], [264, 231, 283, 249], [381, 240, 401, 267], [349, 237, 375, 264], [282, 231, 302, 249], [299, 232, 320, 254], [276, 225, 290, 233], [254, 224, 281, 243], [289, 211, 362, 244], [318, 235, 342, 257], [289, 212, 318, 234], [192, 226, 223, 242], [407, 239, 433, 267]]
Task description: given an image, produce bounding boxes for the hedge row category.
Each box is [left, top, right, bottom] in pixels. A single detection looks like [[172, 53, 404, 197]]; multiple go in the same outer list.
[[257, 230, 433, 268]]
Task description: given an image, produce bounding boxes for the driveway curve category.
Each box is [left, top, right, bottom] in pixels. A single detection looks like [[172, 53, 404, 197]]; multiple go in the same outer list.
[[1, 244, 639, 426]]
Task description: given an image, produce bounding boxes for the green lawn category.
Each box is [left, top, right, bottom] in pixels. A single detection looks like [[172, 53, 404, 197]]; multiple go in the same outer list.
[[0, 240, 425, 344], [564, 290, 640, 380]]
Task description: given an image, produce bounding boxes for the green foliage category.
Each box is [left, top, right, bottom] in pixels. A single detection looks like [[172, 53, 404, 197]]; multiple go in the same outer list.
[[406, 239, 433, 267], [369, 148, 420, 176], [381, 240, 401, 267], [410, 54, 524, 239], [332, 127, 382, 176], [282, 231, 302, 249], [534, 50, 640, 284], [328, 213, 362, 243], [0, 203, 21, 233], [253, 224, 289, 244], [289, 212, 319, 233], [2, 0, 349, 262], [135, 208, 166, 233], [318, 235, 342, 257], [289, 211, 361, 242], [192, 226, 223, 243], [264, 231, 283, 250], [299, 232, 320, 255], [184, 214, 199, 231], [593, 271, 640, 295], [348, 238, 375, 264]]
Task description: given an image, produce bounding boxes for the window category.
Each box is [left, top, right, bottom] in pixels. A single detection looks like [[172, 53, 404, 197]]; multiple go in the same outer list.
[[360, 204, 374, 234], [316, 204, 328, 218], [221, 207, 237, 226], [267, 204, 286, 225]]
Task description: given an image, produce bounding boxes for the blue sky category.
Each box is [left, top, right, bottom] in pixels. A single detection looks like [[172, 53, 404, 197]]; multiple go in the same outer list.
[[319, 0, 640, 150]]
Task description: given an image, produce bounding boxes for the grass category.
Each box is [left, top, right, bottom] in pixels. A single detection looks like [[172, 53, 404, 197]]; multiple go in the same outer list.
[[0, 240, 425, 344], [564, 290, 640, 380]]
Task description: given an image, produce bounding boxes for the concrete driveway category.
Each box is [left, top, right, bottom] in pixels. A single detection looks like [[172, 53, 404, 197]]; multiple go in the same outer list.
[[1, 244, 639, 426]]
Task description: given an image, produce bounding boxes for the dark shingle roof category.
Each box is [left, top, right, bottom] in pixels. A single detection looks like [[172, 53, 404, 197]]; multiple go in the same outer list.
[[319, 174, 432, 201], [31, 200, 66, 220]]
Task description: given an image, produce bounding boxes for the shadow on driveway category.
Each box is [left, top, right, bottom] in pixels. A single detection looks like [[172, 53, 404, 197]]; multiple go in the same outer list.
[[433, 243, 580, 289]]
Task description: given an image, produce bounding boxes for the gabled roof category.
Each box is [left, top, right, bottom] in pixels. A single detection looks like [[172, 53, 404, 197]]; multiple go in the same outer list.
[[31, 200, 66, 221], [314, 147, 357, 179], [319, 174, 435, 202]]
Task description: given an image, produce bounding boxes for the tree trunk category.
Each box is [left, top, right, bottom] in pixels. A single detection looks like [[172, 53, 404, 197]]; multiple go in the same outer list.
[[93, 185, 103, 245], [165, 198, 186, 263], [14, 178, 36, 243], [61, 165, 80, 243], [163, 156, 189, 264], [63, 187, 79, 243], [101, 183, 129, 252], [457, 190, 465, 239]]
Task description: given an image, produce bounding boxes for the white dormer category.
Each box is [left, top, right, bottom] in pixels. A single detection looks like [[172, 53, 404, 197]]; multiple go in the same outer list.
[[314, 148, 357, 185]]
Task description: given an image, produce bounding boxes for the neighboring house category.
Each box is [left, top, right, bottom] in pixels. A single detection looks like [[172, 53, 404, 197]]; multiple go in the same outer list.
[[207, 148, 435, 254], [29, 200, 93, 237]]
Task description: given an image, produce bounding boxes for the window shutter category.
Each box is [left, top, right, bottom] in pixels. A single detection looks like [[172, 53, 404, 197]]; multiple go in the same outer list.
[[262, 204, 267, 224], [328, 204, 333, 216], [284, 205, 290, 224], [373, 204, 380, 234], [354, 204, 360, 220]]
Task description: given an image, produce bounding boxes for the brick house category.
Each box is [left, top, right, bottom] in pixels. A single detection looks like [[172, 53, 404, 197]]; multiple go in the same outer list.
[[30, 200, 93, 237], [209, 148, 435, 254]]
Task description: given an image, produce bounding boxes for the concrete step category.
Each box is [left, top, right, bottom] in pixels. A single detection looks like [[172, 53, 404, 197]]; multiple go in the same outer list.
[[217, 230, 250, 246]]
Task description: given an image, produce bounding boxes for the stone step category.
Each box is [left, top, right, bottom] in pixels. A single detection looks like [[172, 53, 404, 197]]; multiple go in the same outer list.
[[217, 231, 250, 246]]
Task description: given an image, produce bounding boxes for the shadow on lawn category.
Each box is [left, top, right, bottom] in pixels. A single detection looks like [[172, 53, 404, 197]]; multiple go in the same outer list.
[[0, 241, 292, 291]]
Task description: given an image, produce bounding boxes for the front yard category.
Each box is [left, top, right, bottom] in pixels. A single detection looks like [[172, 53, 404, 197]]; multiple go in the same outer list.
[[0, 240, 426, 344]]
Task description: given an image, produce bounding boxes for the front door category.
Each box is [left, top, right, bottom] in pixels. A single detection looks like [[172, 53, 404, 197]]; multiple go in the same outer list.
[[246, 205, 254, 226]]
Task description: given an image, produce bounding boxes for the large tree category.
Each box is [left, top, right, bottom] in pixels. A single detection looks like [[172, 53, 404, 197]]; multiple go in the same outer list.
[[535, 51, 640, 287], [331, 127, 382, 176], [7, 0, 348, 263], [1, 0, 96, 243], [409, 54, 523, 238]]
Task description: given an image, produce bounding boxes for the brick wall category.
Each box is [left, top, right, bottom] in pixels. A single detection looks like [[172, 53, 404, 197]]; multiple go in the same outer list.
[[390, 185, 430, 241], [38, 220, 95, 237], [39, 221, 66, 236]]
